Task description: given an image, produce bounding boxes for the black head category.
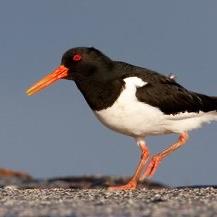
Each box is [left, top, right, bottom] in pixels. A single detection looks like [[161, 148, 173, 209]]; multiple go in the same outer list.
[[26, 47, 115, 96], [61, 47, 114, 82]]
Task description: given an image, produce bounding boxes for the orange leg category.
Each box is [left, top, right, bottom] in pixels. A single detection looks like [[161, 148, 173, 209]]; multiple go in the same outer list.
[[108, 139, 149, 190], [141, 132, 189, 180]]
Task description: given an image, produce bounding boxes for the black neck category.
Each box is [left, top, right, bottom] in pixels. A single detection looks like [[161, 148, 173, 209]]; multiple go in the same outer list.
[[75, 79, 124, 111]]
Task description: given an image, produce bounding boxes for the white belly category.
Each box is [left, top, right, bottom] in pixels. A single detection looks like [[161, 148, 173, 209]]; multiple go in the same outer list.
[[94, 77, 217, 138], [95, 77, 168, 137]]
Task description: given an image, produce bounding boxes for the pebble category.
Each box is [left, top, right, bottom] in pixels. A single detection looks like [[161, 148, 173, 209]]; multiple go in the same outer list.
[[0, 187, 217, 217]]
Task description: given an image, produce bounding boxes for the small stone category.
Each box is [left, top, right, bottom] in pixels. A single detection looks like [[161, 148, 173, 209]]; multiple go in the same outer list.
[[3, 185, 18, 190], [152, 193, 164, 202]]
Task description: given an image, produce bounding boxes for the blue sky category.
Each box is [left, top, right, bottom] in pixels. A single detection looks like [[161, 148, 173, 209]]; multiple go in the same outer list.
[[1, 0, 217, 186]]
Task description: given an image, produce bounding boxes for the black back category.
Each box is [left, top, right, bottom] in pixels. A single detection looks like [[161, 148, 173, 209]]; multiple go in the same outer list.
[[62, 47, 217, 114]]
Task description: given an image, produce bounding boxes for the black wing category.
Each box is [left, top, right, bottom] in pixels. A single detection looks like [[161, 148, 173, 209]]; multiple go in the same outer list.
[[115, 61, 217, 115], [136, 78, 217, 115]]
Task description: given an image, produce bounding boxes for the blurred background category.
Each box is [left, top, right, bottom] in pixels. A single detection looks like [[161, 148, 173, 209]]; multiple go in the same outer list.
[[0, 0, 217, 186]]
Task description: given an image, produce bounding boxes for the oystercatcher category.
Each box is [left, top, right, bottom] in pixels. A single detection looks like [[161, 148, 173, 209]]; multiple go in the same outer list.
[[26, 47, 217, 190]]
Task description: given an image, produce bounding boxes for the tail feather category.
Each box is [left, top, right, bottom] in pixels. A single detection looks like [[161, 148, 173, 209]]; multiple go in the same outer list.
[[195, 93, 217, 112]]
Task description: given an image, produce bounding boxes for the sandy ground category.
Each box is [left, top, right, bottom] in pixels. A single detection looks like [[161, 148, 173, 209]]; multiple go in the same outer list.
[[0, 176, 217, 217]]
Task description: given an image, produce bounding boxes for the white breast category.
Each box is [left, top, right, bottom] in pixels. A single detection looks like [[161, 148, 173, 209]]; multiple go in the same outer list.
[[94, 77, 167, 137]]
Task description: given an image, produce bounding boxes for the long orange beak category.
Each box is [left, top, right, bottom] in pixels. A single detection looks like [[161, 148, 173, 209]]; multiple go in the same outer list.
[[26, 65, 69, 96]]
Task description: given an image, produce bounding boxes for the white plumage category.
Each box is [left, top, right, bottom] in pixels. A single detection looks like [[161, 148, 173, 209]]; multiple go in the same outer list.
[[95, 77, 217, 139]]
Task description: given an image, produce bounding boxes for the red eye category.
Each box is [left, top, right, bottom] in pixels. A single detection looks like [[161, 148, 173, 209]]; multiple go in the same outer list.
[[73, 54, 82, 62]]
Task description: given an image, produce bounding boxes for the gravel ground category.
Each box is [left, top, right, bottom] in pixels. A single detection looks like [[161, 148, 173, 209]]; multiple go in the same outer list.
[[0, 187, 217, 217], [0, 176, 217, 217]]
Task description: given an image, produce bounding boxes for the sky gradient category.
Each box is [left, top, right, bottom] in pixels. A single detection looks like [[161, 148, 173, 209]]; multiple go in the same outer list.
[[1, 0, 217, 186]]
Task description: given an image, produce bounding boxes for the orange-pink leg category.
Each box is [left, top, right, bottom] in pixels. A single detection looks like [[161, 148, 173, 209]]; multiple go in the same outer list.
[[108, 139, 149, 190], [141, 132, 189, 180]]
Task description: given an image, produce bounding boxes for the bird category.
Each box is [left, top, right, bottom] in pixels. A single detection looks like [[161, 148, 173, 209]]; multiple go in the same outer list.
[[26, 47, 217, 190]]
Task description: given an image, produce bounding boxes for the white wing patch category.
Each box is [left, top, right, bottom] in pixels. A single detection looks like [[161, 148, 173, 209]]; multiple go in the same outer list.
[[123, 77, 148, 87]]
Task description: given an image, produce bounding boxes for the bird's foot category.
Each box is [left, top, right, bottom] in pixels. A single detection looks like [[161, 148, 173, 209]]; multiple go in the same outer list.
[[108, 180, 137, 190]]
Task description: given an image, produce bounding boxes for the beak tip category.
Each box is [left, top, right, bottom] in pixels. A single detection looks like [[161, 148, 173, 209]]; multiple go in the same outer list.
[[26, 89, 33, 96]]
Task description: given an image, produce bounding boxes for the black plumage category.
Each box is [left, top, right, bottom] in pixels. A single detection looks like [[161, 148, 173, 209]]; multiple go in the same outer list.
[[61, 47, 217, 114]]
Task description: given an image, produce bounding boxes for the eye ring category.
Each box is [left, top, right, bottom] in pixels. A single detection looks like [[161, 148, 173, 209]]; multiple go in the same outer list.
[[73, 54, 82, 62]]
